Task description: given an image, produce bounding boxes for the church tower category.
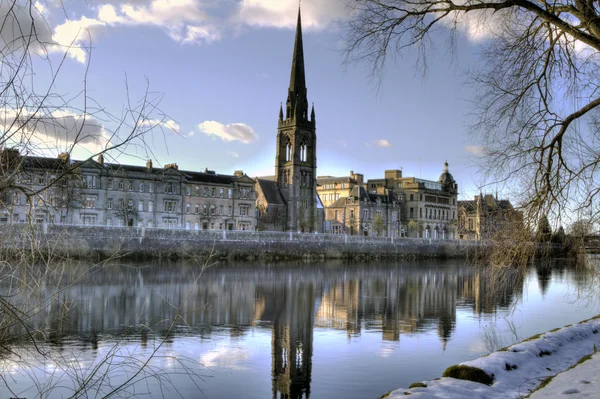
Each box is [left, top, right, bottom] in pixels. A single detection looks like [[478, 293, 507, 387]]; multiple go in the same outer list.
[[275, 6, 318, 232]]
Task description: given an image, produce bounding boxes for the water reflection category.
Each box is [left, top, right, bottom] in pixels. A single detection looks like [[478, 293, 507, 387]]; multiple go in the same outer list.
[[2, 260, 594, 399]]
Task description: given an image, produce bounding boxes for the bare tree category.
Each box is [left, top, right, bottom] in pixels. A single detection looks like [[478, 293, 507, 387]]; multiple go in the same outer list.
[[0, 1, 187, 397], [345, 0, 600, 262]]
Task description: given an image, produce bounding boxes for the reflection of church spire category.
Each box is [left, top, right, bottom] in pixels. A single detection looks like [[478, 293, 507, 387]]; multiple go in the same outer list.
[[271, 282, 315, 399]]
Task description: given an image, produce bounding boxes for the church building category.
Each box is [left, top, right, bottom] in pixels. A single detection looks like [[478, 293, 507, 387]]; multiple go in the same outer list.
[[256, 7, 324, 232]]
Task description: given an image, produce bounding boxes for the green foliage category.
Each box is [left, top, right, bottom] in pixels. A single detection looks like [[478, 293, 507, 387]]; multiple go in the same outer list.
[[537, 215, 552, 242], [442, 365, 494, 386], [551, 226, 565, 244], [373, 212, 385, 236], [408, 382, 427, 388]]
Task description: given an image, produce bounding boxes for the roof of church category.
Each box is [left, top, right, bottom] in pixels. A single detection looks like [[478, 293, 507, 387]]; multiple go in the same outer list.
[[256, 178, 286, 206]]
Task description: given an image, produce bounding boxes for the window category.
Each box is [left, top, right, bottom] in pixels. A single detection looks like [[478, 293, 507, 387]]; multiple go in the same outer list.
[[138, 201, 144, 212], [108, 179, 113, 190], [82, 215, 97, 225], [420, 194, 423, 201], [186, 187, 191, 195], [241, 188, 249, 199], [127, 200, 134, 211], [128, 181, 134, 191], [211, 187, 216, 197], [210, 222, 215, 230], [335, 210, 339, 219], [210, 205, 215, 215], [228, 206, 232, 216], [300, 143, 307, 161], [195, 204, 199, 214], [350, 210, 354, 219], [219, 205, 223, 215], [84, 197, 96, 209], [228, 189, 233, 199], [219, 223, 223, 230], [196, 186, 200, 196], [139, 183, 144, 192], [186, 203, 191, 214], [164, 200, 177, 212], [148, 201, 153, 212], [185, 222, 191, 230], [203, 204, 208, 215], [194, 222, 199, 230], [118, 181, 124, 191], [107, 199, 112, 209], [376, 210, 382, 218], [165, 183, 174, 194], [118, 199, 125, 209], [341, 183, 346, 189], [239, 205, 249, 216], [410, 208, 414, 218], [410, 194, 414, 201], [204, 187, 208, 196], [363, 209, 368, 219], [420, 208, 422, 218], [219, 188, 224, 198], [149, 184, 154, 193]]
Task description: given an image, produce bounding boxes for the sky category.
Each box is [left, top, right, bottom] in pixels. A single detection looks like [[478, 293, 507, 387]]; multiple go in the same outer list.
[[4, 0, 496, 200]]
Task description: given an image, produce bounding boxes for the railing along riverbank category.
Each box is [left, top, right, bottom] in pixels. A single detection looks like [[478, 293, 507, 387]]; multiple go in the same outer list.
[[1, 224, 486, 261]]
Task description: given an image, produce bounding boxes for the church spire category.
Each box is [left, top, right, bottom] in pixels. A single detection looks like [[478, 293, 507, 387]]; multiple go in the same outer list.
[[289, 6, 306, 94], [284, 5, 309, 122]]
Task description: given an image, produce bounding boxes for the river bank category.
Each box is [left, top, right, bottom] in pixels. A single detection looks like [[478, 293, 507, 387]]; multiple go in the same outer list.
[[380, 315, 600, 398], [1, 224, 483, 261]]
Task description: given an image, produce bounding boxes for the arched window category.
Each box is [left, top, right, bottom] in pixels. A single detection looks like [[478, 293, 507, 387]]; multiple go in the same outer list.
[[285, 141, 292, 162], [300, 143, 307, 162]]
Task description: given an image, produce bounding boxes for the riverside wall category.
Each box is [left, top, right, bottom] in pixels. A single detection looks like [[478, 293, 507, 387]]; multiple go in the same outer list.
[[1, 225, 485, 261]]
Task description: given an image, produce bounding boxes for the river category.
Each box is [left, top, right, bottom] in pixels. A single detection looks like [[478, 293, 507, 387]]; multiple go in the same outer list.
[[1, 259, 599, 398]]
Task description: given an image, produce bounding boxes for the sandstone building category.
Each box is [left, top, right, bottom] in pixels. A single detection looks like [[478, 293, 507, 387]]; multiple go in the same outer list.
[[457, 193, 522, 240], [318, 163, 459, 238]]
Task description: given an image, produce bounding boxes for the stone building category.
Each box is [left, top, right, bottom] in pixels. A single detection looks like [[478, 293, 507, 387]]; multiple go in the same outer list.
[[255, 7, 324, 232], [182, 169, 256, 231], [316, 171, 363, 207], [320, 163, 458, 238], [0, 150, 257, 230], [367, 164, 458, 239], [324, 186, 402, 236], [457, 193, 522, 240]]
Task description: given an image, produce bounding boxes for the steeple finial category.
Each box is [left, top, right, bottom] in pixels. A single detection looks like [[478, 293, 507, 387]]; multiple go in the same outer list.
[[279, 103, 284, 120], [311, 102, 315, 122]]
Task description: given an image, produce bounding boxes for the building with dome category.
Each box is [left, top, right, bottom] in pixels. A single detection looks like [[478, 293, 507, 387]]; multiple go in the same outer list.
[[318, 162, 458, 238]]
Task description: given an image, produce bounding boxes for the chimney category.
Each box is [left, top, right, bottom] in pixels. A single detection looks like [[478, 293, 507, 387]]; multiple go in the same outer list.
[[164, 163, 178, 170], [146, 159, 153, 171], [97, 153, 104, 165], [234, 170, 244, 177], [58, 152, 70, 163]]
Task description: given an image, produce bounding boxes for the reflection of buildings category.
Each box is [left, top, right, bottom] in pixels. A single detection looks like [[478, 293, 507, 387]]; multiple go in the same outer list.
[[259, 281, 315, 399], [315, 270, 458, 345]]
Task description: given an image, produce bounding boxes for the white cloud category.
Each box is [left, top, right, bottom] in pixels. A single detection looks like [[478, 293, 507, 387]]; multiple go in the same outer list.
[[0, 108, 111, 152], [235, 0, 347, 29], [138, 119, 180, 134], [465, 145, 488, 156], [197, 121, 258, 144], [50, 1, 220, 62], [227, 151, 239, 158], [367, 139, 392, 148]]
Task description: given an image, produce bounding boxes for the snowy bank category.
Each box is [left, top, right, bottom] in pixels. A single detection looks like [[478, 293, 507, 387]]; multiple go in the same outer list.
[[381, 316, 600, 399]]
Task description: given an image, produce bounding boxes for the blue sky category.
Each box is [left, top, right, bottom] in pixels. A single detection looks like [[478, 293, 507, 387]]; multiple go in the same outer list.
[[12, 0, 494, 200]]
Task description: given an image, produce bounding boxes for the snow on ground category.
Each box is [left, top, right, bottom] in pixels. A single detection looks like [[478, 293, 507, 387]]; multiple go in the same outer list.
[[383, 318, 600, 399], [528, 352, 600, 398]]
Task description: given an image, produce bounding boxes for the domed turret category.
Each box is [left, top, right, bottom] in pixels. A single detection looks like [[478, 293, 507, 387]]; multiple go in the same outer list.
[[438, 161, 455, 184]]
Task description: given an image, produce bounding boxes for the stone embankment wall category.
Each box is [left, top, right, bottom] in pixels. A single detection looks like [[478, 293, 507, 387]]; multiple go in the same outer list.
[[1, 225, 485, 261]]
